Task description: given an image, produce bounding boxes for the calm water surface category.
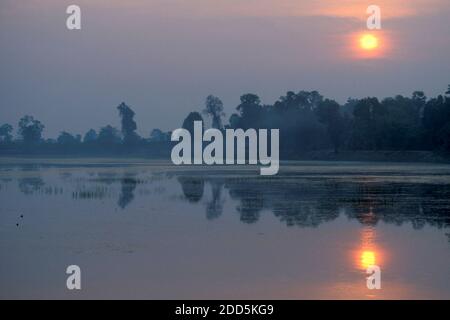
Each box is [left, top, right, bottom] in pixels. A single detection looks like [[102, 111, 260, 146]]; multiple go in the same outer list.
[[0, 159, 449, 299]]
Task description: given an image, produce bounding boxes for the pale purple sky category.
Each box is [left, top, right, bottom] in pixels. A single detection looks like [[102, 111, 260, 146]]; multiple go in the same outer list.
[[1, 0, 449, 137]]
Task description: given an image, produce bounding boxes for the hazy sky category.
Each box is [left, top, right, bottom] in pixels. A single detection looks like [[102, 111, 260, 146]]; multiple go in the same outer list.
[[1, 0, 449, 137]]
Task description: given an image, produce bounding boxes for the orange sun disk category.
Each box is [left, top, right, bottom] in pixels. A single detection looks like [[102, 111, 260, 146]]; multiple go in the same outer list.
[[360, 34, 379, 50]]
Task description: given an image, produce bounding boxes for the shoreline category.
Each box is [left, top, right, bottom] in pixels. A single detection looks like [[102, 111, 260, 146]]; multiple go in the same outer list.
[[294, 150, 450, 163], [1, 150, 449, 164]]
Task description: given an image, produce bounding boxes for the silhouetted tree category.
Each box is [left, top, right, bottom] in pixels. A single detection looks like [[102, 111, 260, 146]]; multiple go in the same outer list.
[[117, 102, 139, 144], [295, 90, 323, 111], [229, 114, 240, 129], [236, 94, 262, 129], [18, 177, 45, 195], [380, 95, 422, 150], [342, 98, 359, 116], [317, 99, 345, 153], [57, 132, 81, 145], [423, 94, 450, 150], [97, 125, 121, 146], [150, 129, 165, 142], [439, 122, 450, 151], [83, 129, 98, 143], [0, 124, 13, 143], [351, 98, 387, 150], [412, 91, 426, 108], [203, 95, 225, 129], [18, 116, 44, 145], [271, 91, 326, 155], [4, 86, 450, 156]]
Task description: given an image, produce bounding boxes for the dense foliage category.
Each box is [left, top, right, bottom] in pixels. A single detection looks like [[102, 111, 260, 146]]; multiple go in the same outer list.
[[1, 86, 450, 158]]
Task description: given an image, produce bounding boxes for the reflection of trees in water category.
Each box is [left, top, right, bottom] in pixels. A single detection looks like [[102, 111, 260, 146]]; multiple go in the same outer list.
[[73, 185, 109, 200], [0, 178, 12, 192], [94, 172, 120, 185], [11, 168, 450, 232], [228, 181, 263, 224], [72, 172, 120, 200], [206, 181, 224, 220], [18, 177, 45, 194], [176, 175, 450, 230], [11, 170, 156, 209], [177, 176, 224, 220], [16, 176, 63, 196], [342, 183, 450, 229], [273, 199, 340, 228], [226, 178, 340, 226], [71, 173, 144, 208], [178, 176, 204, 203], [118, 177, 138, 209]]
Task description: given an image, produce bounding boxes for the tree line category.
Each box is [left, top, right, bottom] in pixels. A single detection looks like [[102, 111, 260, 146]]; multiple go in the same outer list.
[[1, 86, 450, 157]]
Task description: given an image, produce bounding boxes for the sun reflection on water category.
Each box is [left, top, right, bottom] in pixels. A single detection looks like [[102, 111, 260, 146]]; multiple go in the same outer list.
[[356, 221, 383, 270], [361, 250, 376, 269]]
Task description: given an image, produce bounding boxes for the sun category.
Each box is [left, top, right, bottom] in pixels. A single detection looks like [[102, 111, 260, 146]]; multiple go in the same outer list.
[[360, 251, 376, 269], [346, 31, 388, 59], [359, 34, 379, 50]]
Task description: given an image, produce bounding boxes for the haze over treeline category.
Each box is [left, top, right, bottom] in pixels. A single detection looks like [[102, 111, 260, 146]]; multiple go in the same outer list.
[[1, 86, 450, 158]]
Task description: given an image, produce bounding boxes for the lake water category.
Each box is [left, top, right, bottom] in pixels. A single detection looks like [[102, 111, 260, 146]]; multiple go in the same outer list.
[[0, 159, 449, 299]]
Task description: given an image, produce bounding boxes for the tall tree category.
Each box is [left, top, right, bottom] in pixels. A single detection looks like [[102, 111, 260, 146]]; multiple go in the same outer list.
[[117, 102, 138, 144], [203, 95, 225, 129], [18, 116, 44, 145]]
